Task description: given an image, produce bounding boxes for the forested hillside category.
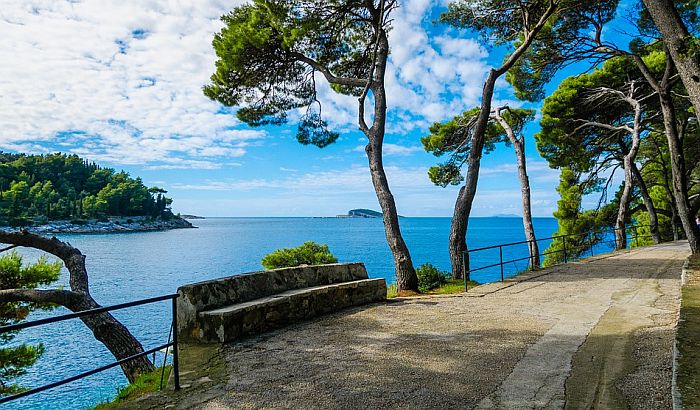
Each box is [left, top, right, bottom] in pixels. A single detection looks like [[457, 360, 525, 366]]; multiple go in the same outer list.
[[0, 152, 173, 225]]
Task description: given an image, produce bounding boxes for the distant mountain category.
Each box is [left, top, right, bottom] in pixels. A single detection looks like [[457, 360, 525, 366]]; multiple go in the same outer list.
[[491, 213, 521, 218]]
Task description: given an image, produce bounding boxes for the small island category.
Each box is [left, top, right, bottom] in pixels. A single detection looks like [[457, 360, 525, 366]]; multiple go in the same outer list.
[[0, 152, 193, 233], [336, 209, 383, 218]]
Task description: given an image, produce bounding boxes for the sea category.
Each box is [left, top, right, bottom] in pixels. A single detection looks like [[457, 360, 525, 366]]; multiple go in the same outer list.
[[8, 216, 561, 409]]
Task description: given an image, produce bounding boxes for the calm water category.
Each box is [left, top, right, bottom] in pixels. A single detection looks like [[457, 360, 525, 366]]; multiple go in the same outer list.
[[9, 217, 558, 409]]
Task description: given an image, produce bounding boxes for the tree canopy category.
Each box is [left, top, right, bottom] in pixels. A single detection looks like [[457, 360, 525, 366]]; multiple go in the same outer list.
[[203, 0, 385, 145], [0, 153, 174, 226]]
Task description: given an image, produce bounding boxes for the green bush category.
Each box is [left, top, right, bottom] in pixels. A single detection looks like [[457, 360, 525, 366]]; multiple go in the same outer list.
[[261, 241, 338, 269], [416, 263, 449, 293]]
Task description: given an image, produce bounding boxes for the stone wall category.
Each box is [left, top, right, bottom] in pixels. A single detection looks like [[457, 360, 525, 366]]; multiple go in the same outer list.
[[177, 263, 386, 343]]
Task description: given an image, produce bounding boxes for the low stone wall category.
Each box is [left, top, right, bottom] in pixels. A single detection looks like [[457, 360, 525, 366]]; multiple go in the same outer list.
[[177, 263, 386, 343]]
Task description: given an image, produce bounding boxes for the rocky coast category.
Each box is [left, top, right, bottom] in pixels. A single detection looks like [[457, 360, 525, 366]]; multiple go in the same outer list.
[[2, 216, 195, 234]]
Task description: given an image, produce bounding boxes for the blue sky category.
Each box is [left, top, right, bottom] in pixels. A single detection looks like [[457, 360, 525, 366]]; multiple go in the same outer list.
[[0, 0, 637, 217]]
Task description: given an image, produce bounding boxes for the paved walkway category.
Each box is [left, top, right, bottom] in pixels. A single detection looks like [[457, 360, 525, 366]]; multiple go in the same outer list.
[[137, 242, 690, 409]]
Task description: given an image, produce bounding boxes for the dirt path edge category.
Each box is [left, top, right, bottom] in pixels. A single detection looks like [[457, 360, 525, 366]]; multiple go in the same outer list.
[[674, 253, 700, 410]]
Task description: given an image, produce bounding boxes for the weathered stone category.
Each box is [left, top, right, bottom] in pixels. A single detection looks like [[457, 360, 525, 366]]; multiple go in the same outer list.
[[177, 263, 386, 343]]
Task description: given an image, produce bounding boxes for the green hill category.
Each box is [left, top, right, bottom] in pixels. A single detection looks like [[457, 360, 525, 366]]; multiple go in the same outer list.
[[0, 152, 174, 226]]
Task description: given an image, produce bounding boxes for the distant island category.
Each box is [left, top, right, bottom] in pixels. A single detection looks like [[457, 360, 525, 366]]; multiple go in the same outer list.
[[0, 152, 193, 233], [181, 214, 206, 219], [337, 209, 384, 218]]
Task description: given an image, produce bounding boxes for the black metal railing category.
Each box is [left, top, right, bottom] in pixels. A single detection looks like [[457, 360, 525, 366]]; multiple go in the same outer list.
[[0, 293, 180, 405], [461, 225, 655, 290]]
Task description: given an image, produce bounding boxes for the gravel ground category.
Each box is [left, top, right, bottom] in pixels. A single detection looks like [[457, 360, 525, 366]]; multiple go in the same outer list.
[[134, 242, 689, 409]]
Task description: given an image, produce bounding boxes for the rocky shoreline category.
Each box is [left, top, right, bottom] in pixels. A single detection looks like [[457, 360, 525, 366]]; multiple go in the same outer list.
[[1, 216, 195, 234]]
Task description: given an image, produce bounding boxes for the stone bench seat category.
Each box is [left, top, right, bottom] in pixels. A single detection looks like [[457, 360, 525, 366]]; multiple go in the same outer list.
[[177, 263, 386, 343], [199, 279, 385, 342]]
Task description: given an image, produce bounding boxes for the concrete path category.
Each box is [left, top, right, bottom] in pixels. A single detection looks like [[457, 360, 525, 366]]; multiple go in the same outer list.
[[135, 242, 689, 409]]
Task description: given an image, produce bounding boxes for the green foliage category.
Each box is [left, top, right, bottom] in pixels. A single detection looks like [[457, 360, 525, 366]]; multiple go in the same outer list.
[[204, 0, 383, 144], [0, 252, 62, 396], [422, 107, 534, 187], [542, 169, 603, 266], [0, 152, 173, 225], [416, 263, 449, 293], [261, 241, 338, 269], [440, 1, 620, 102], [499, 0, 621, 101]]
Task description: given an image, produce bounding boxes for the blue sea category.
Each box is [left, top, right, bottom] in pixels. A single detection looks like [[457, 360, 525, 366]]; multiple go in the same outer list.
[[8, 216, 560, 409]]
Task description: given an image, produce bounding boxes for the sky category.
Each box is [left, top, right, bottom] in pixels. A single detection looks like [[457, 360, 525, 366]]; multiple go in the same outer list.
[[0, 0, 637, 217]]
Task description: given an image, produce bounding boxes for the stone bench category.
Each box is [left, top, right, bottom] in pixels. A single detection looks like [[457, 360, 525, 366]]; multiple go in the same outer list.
[[176, 263, 386, 343]]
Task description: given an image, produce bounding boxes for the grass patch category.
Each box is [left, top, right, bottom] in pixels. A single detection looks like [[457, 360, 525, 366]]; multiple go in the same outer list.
[[425, 278, 479, 295], [93, 365, 171, 409], [387, 278, 479, 298]]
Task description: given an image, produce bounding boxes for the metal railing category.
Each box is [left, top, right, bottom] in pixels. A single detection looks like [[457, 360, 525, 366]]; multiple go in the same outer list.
[[461, 225, 655, 290], [0, 293, 180, 405]]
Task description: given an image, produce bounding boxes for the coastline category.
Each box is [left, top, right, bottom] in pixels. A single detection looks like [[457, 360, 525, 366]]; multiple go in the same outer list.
[[1, 216, 196, 234]]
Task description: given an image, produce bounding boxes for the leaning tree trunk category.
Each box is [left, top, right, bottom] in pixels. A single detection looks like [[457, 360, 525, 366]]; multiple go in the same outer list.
[[449, 70, 499, 279], [630, 163, 661, 244], [0, 231, 154, 382], [363, 29, 417, 292], [615, 158, 634, 250], [493, 109, 539, 269], [447, 2, 558, 279], [658, 91, 700, 252], [642, 0, 700, 118]]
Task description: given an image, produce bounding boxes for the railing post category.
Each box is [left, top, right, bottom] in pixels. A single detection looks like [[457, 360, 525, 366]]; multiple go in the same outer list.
[[171, 296, 180, 391], [499, 245, 504, 281], [563, 235, 568, 264]]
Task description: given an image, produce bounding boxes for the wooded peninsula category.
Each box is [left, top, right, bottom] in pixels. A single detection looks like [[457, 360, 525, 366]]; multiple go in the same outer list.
[[0, 152, 176, 226]]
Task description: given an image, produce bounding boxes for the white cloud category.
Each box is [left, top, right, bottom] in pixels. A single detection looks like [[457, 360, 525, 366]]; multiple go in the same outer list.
[[0, 0, 258, 168], [0, 1, 504, 168]]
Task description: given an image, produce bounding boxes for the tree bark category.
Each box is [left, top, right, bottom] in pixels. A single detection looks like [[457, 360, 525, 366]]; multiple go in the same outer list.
[[615, 156, 633, 250], [642, 0, 700, 117], [492, 108, 539, 269], [0, 231, 154, 382], [449, 69, 499, 279], [623, 48, 700, 252], [362, 27, 417, 292], [630, 163, 661, 244], [448, 1, 559, 279], [658, 90, 700, 252]]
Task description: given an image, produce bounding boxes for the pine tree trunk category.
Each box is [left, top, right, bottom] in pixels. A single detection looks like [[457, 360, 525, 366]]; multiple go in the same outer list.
[[514, 140, 540, 268], [493, 110, 539, 269], [364, 29, 417, 292], [658, 92, 700, 252], [616, 158, 633, 250], [642, 0, 700, 117], [449, 70, 499, 279], [630, 164, 661, 244]]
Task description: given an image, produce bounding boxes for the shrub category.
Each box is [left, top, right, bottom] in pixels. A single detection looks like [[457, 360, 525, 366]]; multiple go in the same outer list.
[[261, 241, 338, 269], [416, 263, 449, 293]]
